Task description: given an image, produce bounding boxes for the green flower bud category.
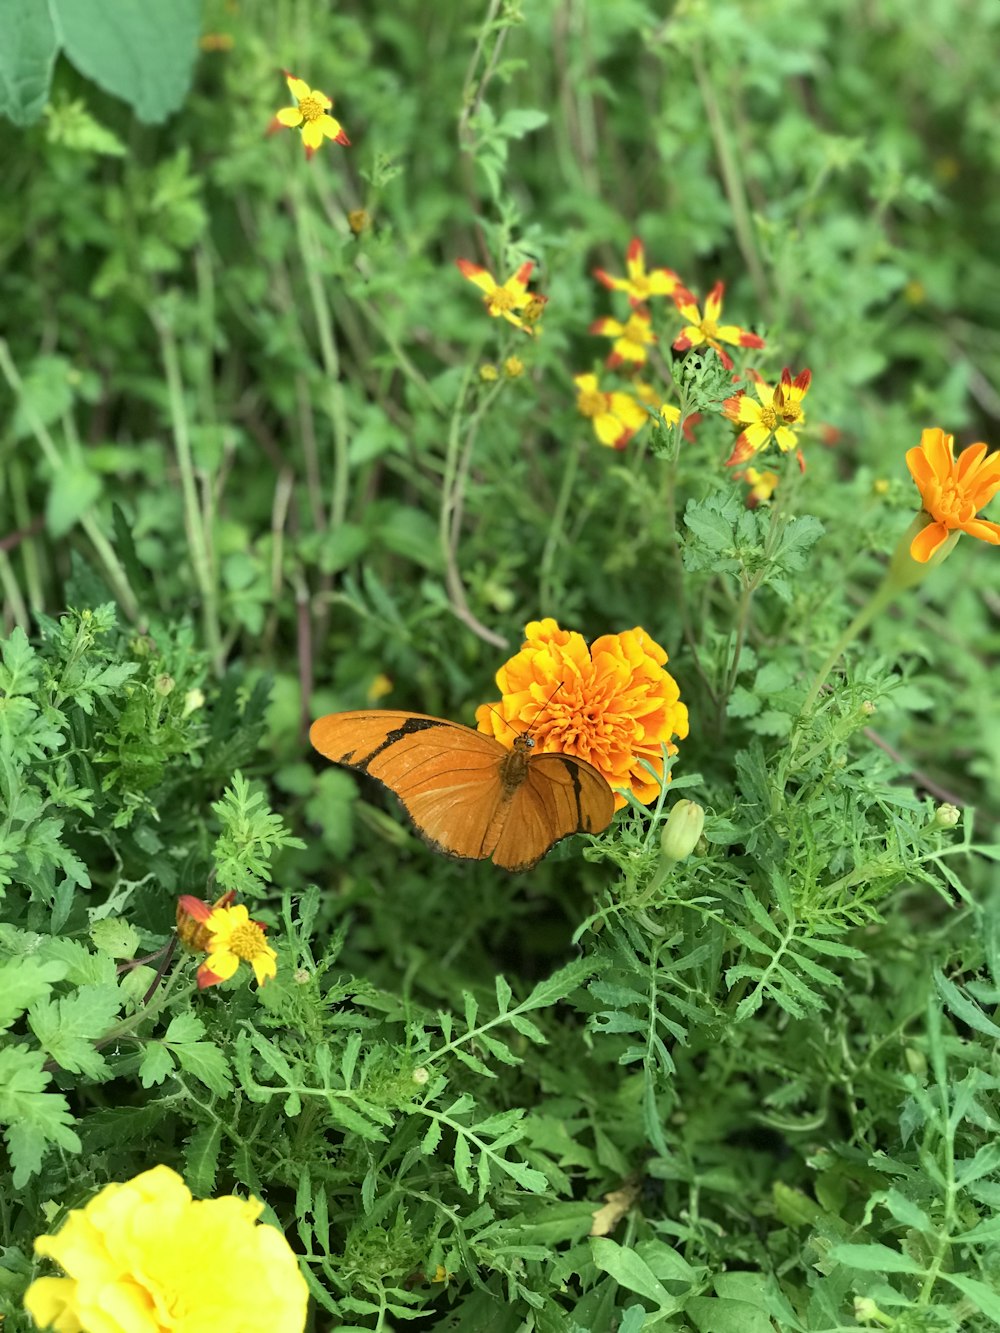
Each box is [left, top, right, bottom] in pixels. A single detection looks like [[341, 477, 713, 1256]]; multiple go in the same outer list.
[[659, 800, 705, 864], [932, 802, 960, 829], [154, 673, 175, 697]]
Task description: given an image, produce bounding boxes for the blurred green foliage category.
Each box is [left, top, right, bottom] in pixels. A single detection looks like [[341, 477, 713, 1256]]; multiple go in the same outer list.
[[2, 0, 1000, 1328]]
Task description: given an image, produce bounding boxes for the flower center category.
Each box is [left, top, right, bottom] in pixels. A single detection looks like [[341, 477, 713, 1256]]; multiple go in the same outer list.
[[578, 389, 606, 418], [631, 275, 650, 297], [229, 922, 267, 962], [488, 288, 516, 314], [781, 402, 803, 424], [298, 94, 325, 123], [759, 405, 778, 431], [701, 318, 718, 337]]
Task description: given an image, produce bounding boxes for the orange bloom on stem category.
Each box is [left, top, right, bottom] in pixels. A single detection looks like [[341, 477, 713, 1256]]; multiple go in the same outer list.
[[905, 427, 1000, 562], [671, 282, 764, 371], [589, 308, 656, 368], [594, 238, 681, 306], [271, 71, 349, 159], [723, 367, 811, 468], [476, 618, 688, 811], [456, 259, 543, 333]]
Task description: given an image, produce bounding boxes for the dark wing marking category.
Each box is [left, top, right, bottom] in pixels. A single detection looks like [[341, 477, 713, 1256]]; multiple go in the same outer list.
[[490, 752, 615, 872]]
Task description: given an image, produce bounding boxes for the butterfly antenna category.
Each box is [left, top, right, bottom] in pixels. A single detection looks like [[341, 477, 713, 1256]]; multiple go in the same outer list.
[[525, 681, 564, 738], [484, 703, 522, 737]]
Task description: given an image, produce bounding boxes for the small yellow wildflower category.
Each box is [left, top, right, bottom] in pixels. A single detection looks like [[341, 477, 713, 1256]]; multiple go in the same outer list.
[[23, 1165, 309, 1333], [906, 426, 1000, 562], [479, 363, 500, 382], [671, 282, 765, 371], [594, 238, 680, 305], [588, 308, 657, 368], [456, 259, 541, 333], [198, 903, 278, 989], [503, 355, 525, 379], [742, 466, 780, 508], [271, 71, 349, 159], [573, 373, 647, 449], [723, 367, 811, 468]]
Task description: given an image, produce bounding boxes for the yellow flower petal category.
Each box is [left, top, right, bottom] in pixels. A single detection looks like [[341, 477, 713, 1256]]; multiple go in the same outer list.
[[275, 106, 304, 127]]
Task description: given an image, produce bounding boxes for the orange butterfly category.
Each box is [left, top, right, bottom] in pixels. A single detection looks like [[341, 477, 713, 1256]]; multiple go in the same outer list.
[[309, 710, 615, 872]]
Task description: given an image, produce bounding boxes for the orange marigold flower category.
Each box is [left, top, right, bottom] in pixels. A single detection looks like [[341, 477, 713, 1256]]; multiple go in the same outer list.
[[741, 466, 780, 508], [574, 372, 648, 448], [723, 367, 811, 468], [196, 903, 278, 989], [456, 259, 541, 333], [271, 71, 349, 159], [671, 282, 765, 371], [594, 238, 681, 306], [589, 308, 656, 368], [905, 427, 1000, 562], [475, 618, 688, 811]]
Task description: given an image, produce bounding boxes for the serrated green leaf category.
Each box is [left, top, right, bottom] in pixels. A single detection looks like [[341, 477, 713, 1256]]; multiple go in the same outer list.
[[0, 957, 66, 1031], [138, 1042, 174, 1088], [27, 985, 121, 1077], [828, 1241, 924, 1274], [0, 1045, 80, 1186], [172, 1041, 234, 1096], [940, 1271, 1000, 1322]]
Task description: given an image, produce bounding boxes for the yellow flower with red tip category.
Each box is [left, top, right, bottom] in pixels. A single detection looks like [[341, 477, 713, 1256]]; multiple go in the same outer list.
[[183, 900, 278, 989], [741, 466, 780, 508], [272, 71, 349, 159], [594, 238, 681, 306], [23, 1165, 309, 1333], [671, 282, 765, 371], [723, 367, 811, 467], [475, 618, 688, 811], [457, 259, 544, 334], [633, 380, 682, 430], [589, 308, 656, 368], [574, 373, 648, 449], [906, 427, 1000, 562]]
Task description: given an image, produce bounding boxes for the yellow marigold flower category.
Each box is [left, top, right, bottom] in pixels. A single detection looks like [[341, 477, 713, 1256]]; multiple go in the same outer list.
[[723, 367, 811, 468], [594, 237, 681, 305], [475, 618, 688, 811], [671, 282, 765, 372], [272, 71, 349, 159], [906, 426, 1000, 562], [504, 355, 525, 379], [176, 891, 236, 954], [589, 308, 657, 368], [456, 259, 540, 333], [574, 372, 648, 448], [197, 903, 278, 989], [23, 1165, 309, 1333], [741, 466, 780, 508]]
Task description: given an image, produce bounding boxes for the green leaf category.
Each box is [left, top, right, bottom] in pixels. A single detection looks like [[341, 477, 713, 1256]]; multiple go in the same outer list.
[[940, 1271, 1000, 1323], [51, 0, 200, 124], [934, 967, 1000, 1040], [139, 1042, 174, 1087], [589, 1238, 675, 1309], [89, 917, 140, 959], [0, 957, 66, 1031], [185, 1121, 223, 1197], [172, 1041, 234, 1097], [685, 1297, 774, 1333], [45, 460, 102, 538], [27, 985, 121, 1078], [0, 1045, 81, 1186], [828, 1241, 924, 1275], [0, 0, 58, 126]]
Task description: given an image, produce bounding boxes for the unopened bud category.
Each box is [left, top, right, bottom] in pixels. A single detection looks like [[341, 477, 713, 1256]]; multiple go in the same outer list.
[[155, 673, 175, 697], [412, 1066, 429, 1085], [479, 363, 499, 382], [183, 687, 205, 716], [861, 700, 876, 716], [932, 803, 960, 829], [659, 800, 705, 864], [503, 355, 525, 379], [347, 208, 370, 235]]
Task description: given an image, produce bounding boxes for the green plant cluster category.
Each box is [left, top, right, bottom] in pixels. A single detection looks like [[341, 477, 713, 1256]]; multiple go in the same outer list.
[[1, 1, 1000, 1330]]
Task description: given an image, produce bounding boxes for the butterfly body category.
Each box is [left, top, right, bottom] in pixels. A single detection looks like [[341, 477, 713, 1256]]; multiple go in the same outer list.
[[309, 710, 614, 872]]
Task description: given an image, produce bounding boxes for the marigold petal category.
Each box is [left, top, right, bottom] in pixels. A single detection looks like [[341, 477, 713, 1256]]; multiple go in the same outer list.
[[594, 267, 626, 291], [744, 421, 772, 449], [673, 292, 701, 322], [201, 950, 241, 984], [574, 373, 598, 392], [920, 427, 955, 478], [457, 260, 498, 295], [910, 519, 950, 563], [275, 106, 303, 127], [774, 425, 799, 452], [704, 281, 725, 321], [590, 316, 622, 336], [609, 393, 648, 431], [962, 517, 1000, 544], [594, 413, 631, 447], [646, 268, 680, 295], [301, 119, 324, 149], [284, 73, 311, 101], [905, 445, 935, 489]]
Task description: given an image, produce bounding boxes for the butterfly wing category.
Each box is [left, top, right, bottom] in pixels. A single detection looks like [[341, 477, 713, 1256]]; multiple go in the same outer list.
[[309, 710, 509, 860], [490, 752, 617, 873]]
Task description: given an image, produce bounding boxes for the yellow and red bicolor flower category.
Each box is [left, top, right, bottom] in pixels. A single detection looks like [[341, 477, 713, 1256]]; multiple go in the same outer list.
[[906, 427, 1000, 561], [671, 282, 765, 371], [589, 307, 656, 368], [574, 373, 649, 449], [270, 71, 350, 159], [632, 380, 682, 431], [723, 367, 811, 468], [594, 238, 681, 306], [740, 466, 780, 508], [177, 896, 277, 989], [456, 259, 543, 333]]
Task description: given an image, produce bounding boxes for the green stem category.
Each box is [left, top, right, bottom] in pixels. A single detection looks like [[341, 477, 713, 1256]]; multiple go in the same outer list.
[[153, 312, 224, 673], [539, 434, 581, 608], [800, 579, 897, 716], [0, 339, 139, 621]]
